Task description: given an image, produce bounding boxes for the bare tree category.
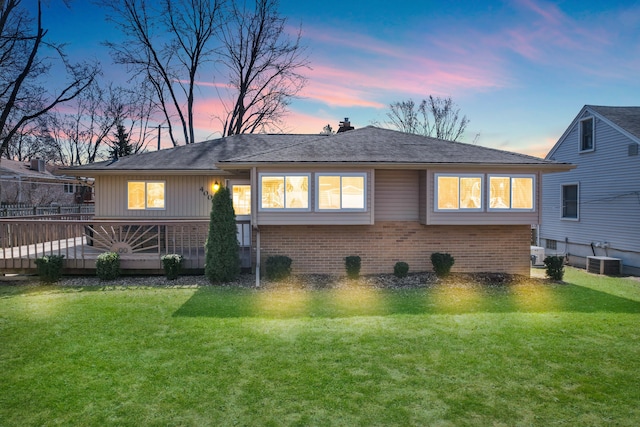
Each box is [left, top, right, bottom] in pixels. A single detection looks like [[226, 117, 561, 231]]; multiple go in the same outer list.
[[102, 0, 222, 146], [0, 0, 99, 159], [384, 96, 469, 142], [218, 0, 309, 136]]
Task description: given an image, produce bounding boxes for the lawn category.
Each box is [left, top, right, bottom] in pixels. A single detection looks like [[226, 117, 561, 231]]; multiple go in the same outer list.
[[1, 267, 639, 426]]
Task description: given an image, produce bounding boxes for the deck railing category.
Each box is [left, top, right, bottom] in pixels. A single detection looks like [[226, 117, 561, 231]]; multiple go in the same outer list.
[[0, 218, 251, 274], [0, 204, 95, 218]]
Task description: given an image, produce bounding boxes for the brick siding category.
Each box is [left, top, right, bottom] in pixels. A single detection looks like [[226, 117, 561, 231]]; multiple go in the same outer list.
[[257, 222, 531, 276]]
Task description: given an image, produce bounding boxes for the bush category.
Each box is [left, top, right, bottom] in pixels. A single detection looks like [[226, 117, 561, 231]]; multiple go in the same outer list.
[[265, 255, 292, 281], [161, 254, 183, 280], [431, 252, 455, 277], [34, 255, 65, 283], [205, 186, 240, 283], [345, 255, 361, 279], [394, 261, 409, 278], [96, 252, 120, 280], [544, 255, 564, 281]]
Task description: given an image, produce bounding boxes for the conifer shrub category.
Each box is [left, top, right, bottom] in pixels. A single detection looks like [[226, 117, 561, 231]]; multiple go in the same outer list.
[[431, 252, 455, 277], [205, 186, 240, 283], [265, 255, 292, 281], [34, 255, 65, 283], [394, 261, 409, 278], [345, 255, 361, 279], [544, 255, 565, 281], [161, 254, 183, 280], [96, 252, 120, 280]]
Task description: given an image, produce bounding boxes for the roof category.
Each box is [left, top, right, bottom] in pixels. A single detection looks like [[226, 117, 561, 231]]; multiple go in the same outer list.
[[65, 126, 569, 175], [546, 105, 640, 159], [0, 158, 73, 181]]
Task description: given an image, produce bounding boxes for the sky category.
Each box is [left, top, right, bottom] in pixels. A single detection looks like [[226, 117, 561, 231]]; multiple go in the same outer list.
[[38, 0, 640, 157]]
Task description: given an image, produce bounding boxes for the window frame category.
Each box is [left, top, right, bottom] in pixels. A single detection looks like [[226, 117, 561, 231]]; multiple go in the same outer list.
[[579, 117, 595, 153], [127, 180, 166, 211], [487, 174, 536, 212], [258, 173, 311, 212], [434, 174, 484, 212], [561, 183, 579, 220], [63, 183, 75, 194], [315, 172, 367, 212]]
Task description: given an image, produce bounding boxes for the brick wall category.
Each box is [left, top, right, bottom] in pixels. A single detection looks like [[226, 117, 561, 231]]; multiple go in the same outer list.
[[257, 222, 531, 276]]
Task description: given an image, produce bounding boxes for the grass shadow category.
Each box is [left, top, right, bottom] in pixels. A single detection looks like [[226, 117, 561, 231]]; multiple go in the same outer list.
[[173, 283, 640, 319]]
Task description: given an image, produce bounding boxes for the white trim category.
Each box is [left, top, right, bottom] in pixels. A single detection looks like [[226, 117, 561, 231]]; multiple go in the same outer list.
[[561, 182, 580, 221], [258, 173, 311, 212], [434, 173, 484, 212], [315, 172, 367, 212]]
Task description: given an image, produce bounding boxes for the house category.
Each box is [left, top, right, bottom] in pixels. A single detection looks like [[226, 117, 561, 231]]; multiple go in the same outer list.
[[0, 158, 92, 206], [541, 105, 640, 276], [64, 125, 572, 277]]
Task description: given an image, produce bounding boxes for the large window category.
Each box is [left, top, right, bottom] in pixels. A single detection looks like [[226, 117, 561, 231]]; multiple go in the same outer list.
[[128, 181, 165, 210], [260, 174, 309, 210], [562, 184, 579, 219], [580, 117, 594, 152], [436, 175, 482, 210], [317, 174, 366, 210], [489, 175, 534, 210]]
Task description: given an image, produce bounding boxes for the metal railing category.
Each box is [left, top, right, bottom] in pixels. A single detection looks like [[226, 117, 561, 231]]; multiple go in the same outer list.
[[0, 204, 95, 218]]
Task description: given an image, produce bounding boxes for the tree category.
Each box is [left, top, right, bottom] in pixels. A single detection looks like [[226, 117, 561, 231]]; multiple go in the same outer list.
[[205, 186, 240, 283], [384, 96, 469, 142], [108, 122, 133, 158], [218, 0, 309, 136], [320, 124, 334, 135], [0, 0, 99, 159], [102, 0, 222, 146]]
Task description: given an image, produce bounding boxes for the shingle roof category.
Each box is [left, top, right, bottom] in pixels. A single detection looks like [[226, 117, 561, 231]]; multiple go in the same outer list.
[[66, 126, 564, 174], [588, 105, 640, 141]]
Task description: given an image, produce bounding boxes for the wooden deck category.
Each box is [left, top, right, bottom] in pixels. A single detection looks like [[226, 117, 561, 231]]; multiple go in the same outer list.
[[0, 217, 251, 274]]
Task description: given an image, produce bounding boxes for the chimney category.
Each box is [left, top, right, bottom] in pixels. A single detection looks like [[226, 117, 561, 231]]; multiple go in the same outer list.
[[30, 158, 45, 172], [337, 117, 355, 133]]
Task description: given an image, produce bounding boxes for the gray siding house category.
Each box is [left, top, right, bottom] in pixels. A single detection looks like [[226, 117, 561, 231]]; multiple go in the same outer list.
[[541, 105, 640, 275]]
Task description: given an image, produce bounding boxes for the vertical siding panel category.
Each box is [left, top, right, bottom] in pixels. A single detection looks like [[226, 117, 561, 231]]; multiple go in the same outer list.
[[375, 169, 419, 221]]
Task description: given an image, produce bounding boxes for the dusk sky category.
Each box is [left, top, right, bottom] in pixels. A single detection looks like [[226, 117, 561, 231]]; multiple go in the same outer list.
[[40, 0, 640, 157]]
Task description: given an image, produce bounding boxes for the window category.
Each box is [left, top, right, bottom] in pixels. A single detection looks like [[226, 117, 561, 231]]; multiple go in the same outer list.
[[63, 183, 75, 194], [435, 175, 482, 210], [260, 174, 309, 210], [128, 181, 165, 210], [545, 239, 557, 250], [232, 184, 251, 216], [489, 175, 534, 210], [317, 174, 366, 210], [580, 117, 594, 152], [562, 184, 578, 219]]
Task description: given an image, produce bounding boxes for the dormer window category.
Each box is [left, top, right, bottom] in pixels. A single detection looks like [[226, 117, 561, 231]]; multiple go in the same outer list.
[[580, 117, 594, 152]]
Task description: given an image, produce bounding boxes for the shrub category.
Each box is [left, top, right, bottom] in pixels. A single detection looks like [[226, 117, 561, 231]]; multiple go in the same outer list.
[[431, 252, 455, 277], [205, 186, 240, 283], [96, 252, 120, 280], [34, 255, 65, 283], [345, 255, 361, 279], [265, 255, 293, 281], [161, 254, 183, 280], [544, 255, 564, 281], [394, 261, 409, 278]]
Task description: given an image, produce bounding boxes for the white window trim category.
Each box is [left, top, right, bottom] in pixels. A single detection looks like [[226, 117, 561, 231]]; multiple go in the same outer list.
[[434, 174, 484, 212], [487, 174, 536, 212], [315, 172, 367, 212], [561, 182, 580, 221], [579, 116, 595, 153], [258, 173, 311, 212], [127, 180, 166, 210]]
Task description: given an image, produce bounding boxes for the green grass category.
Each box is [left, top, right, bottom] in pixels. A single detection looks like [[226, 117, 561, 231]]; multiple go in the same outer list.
[[1, 268, 639, 426]]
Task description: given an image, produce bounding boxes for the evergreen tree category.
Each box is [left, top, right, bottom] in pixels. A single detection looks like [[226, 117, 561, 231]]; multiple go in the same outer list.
[[205, 186, 240, 283], [109, 123, 133, 158]]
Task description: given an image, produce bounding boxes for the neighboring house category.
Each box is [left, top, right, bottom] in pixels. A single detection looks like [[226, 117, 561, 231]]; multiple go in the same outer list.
[[541, 105, 640, 276], [0, 158, 93, 206], [66, 125, 571, 276]]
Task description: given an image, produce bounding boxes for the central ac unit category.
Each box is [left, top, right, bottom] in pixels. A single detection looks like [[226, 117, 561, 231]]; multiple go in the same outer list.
[[587, 256, 622, 275]]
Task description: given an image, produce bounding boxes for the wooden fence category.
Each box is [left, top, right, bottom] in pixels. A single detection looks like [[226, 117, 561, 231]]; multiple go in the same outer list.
[[0, 204, 95, 218], [0, 218, 252, 274]]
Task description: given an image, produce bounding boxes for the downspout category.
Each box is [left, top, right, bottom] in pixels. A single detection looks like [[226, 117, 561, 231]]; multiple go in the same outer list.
[[252, 167, 260, 287]]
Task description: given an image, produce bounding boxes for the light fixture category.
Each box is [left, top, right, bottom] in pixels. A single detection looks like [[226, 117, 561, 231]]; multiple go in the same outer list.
[[212, 181, 220, 192]]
